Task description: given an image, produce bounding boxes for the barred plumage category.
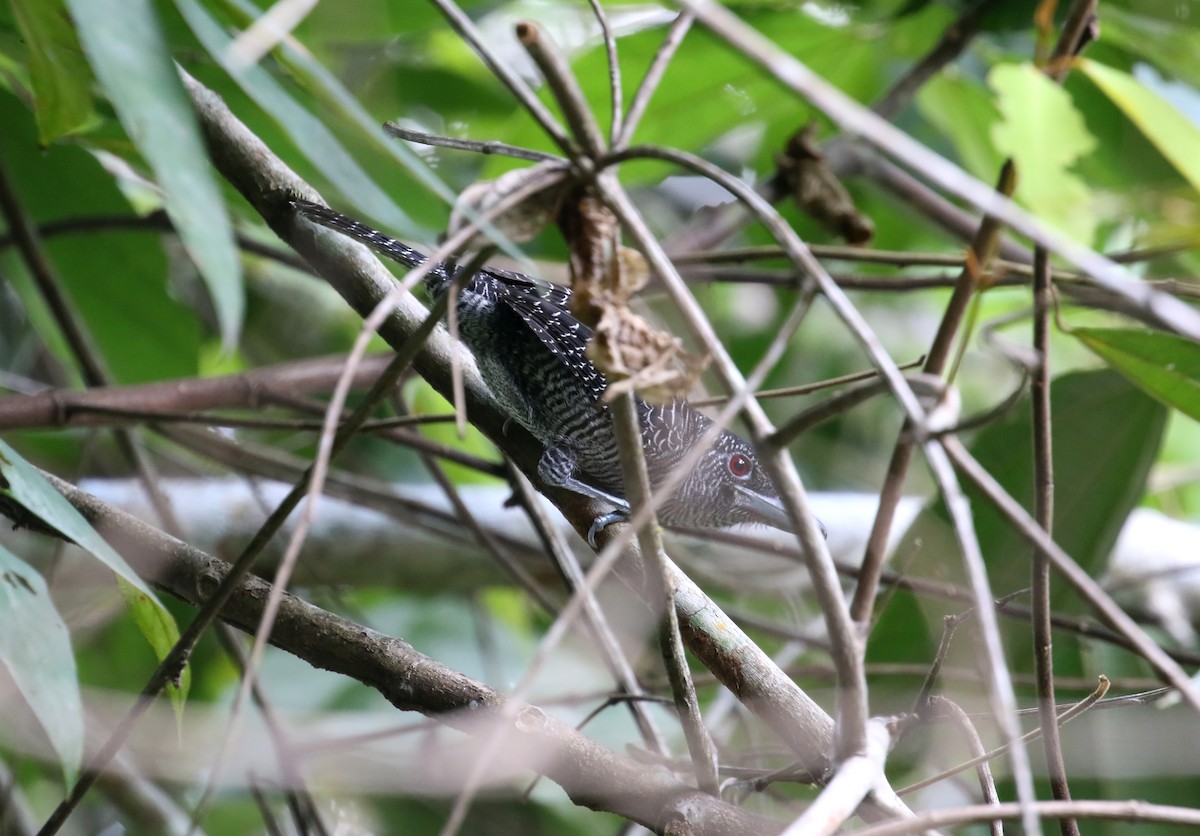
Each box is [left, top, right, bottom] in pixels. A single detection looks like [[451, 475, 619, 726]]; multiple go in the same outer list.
[[295, 200, 808, 542]]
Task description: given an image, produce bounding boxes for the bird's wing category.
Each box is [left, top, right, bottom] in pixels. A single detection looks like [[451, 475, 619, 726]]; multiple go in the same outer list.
[[494, 278, 608, 403]]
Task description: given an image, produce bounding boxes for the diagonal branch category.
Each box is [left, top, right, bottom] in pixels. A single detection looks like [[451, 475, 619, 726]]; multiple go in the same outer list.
[[39, 474, 787, 836]]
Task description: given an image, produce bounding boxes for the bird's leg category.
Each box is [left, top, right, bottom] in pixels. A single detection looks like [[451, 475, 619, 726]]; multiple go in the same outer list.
[[537, 445, 630, 546]]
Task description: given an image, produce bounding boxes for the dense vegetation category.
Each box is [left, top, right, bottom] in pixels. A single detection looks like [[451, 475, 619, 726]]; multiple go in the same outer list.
[[1, 0, 1199, 833]]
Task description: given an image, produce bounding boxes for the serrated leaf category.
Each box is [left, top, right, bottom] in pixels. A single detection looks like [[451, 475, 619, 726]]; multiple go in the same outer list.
[[1075, 327, 1200, 422], [65, 0, 244, 348], [989, 62, 1098, 243], [917, 73, 1006, 181], [1078, 58, 1200, 194], [0, 544, 84, 785], [0, 440, 189, 711], [10, 0, 98, 142]]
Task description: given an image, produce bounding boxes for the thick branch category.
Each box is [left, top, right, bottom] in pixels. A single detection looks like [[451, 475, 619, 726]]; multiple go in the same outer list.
[[43, 474, 783, 836]]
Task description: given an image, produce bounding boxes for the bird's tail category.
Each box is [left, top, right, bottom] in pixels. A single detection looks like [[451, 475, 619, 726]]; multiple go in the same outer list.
[[291, 199, 452, 293]]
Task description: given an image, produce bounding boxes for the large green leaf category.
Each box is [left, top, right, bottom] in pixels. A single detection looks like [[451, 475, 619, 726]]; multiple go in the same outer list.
[[9, 0, 98, 142], [0, 544, 83, 785], [989, 62, 1098, 243], [0, 441, 189, 707], [65, 0, 244, 348], [0, 91, 201, 385], [917, 73, 1006, 183], [1102, 6, 1200, 91], [1078, 58, 1200, 194], [481, 7, 889, 178], [891, 370, 1166, 631], [1075, 328, 1200, 422]]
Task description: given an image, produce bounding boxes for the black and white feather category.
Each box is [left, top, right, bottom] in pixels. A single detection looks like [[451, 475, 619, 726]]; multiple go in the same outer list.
[[294, 199, 802, 536]]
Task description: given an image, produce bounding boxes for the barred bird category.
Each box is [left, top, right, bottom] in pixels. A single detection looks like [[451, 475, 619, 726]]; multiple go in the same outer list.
[[294, 200, 816, 545]]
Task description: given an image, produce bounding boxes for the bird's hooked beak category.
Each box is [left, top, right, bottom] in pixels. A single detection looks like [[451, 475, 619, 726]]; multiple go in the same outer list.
[[733, 484, 828, 539]]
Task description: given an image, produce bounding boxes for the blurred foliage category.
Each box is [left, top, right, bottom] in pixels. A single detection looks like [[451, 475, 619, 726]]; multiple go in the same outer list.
[[1, 0, 1200, 832]]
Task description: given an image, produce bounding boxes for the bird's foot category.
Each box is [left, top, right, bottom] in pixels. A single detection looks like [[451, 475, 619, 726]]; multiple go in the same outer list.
[[586, 511, 628, 549], [538, 445, 630, 548]]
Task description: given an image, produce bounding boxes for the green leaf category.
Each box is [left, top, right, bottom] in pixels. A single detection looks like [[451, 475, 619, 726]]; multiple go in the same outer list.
[[173, 0, 423, 238], [892, 370, 1165, 625], [1075, 328, 1200, 422], [917, 73, 1006, 182], [1102, 6, 1200, 92], [0, 544, 84, 785], [9, 0, 98, 142], [218, 0, 451, 227], [0, 47, 33, 96], [65, 0, 244, 348], [1078, 58, 1200, 194], [0, 92, 201, 384], [989, 62, 1098, 243], [0, 441, 189, 710], [976, 370, 1164, 608], [118, 578, 191, 716]]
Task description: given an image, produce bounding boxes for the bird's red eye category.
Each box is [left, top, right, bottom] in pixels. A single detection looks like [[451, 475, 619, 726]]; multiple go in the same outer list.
[[728, 453, 752, 479]]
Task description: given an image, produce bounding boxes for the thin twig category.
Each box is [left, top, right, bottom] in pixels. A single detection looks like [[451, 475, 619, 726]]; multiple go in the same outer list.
[[506, 463, 669, 753], [616, 10, 694, 149], [383, 123, 561, 162], [849, 162, 1014, 625], [912, 614, 965, 714], [516, 20, 606, 158], [611, 392, 720, 795], [926, 696, 1002, 836], [679, 0, 1200, 340], [871, 0, 1002, 120], [900, 676, 1110, 796], [769, 372, 941, 449], [857, 799, 1200, 836], [692, 358, 926, 408], [942, 436, 1200, 711], [584, 0, 623, 146], [1047, 0, 1099, 83], [1034, 9, 1099, 825], [1032, 244, 1076, 835], [426, 0, 575, 155], [920, 432, 1042, 835]]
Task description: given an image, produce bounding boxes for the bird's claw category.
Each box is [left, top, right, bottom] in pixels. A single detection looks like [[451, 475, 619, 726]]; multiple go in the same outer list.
[[586, 511, 628, 549]]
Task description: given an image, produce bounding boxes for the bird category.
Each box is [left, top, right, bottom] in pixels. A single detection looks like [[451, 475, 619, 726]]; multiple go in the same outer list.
[[293, 199, 814, 546]]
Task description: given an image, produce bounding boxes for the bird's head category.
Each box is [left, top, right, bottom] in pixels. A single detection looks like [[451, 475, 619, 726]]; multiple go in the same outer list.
[[663, 430, 826, 538]]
